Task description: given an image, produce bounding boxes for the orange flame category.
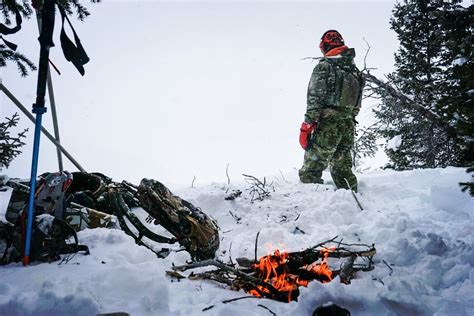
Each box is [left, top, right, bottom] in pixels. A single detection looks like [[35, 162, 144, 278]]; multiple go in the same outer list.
[[248, 248, 334, 302], [304, 247, 333, 282]]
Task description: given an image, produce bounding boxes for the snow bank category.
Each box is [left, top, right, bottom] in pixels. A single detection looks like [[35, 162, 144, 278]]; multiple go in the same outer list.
[[0, 167, 472, 315]]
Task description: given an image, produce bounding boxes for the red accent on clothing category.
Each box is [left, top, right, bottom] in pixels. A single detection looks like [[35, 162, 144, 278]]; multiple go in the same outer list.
[[299, 122, 317, 150], [324, 45, 349, 57]]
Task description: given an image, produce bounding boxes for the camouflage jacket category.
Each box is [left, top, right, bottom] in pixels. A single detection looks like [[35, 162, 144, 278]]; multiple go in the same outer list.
[[304, 48, 365, 124]]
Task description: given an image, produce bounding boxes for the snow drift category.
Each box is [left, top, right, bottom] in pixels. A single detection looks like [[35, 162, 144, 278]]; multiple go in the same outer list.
[[0, 167, 472, 315]]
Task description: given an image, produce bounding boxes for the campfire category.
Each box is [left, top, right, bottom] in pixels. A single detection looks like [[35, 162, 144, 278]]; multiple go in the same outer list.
[[248, 248, 334, 302], [170, 236, 376, 303]]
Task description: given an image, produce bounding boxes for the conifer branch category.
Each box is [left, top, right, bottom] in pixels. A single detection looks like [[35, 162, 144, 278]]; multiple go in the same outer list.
[[0, 45, 36, 76], [0, 113, 28, 169]]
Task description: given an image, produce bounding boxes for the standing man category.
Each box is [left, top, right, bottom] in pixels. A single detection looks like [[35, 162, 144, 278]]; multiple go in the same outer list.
[[298, 30, 364, 192]]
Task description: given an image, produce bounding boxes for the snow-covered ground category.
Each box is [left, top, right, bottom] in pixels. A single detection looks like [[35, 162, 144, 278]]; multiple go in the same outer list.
[[0, 167, 473, 316]]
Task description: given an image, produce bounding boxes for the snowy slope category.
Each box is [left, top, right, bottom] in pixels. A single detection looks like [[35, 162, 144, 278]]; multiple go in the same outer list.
[[0, 167, 472, 316]]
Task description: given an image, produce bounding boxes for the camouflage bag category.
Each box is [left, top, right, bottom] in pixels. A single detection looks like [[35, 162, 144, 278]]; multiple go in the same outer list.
[[136, 178, 220, 261], [64, 172, 118, 230]]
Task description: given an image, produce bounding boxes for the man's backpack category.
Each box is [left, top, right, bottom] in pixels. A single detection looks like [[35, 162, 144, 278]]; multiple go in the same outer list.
[[2, 172, 89, 264], [136, 178, 220, 261]]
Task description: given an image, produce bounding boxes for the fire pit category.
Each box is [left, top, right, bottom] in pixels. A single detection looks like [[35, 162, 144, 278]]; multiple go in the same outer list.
[[171, 236, 376, 303]]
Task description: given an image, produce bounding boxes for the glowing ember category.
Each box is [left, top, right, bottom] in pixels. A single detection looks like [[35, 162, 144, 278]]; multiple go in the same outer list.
[[248, 248, 333, 302]]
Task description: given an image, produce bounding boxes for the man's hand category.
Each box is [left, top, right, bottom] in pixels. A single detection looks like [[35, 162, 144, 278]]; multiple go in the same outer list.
[[299, 122, 317, 150]]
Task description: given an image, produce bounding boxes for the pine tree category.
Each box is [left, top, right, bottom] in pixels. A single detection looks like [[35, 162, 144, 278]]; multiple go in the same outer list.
[[375, 0, 472, 170], [437, 4, 474, 166]]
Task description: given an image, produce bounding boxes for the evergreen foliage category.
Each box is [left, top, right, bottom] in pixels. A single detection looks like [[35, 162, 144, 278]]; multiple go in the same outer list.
[[0, 0, 35, 76], [353, 124, 379, 168], [459, 167, 474, 197], [374, 0, 473, 170], [0, 113, 28, 169], [0, 0, 99, 76]]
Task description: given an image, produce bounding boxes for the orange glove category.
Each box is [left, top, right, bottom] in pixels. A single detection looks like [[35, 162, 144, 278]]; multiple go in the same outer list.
[[299, 122, 316, 150]]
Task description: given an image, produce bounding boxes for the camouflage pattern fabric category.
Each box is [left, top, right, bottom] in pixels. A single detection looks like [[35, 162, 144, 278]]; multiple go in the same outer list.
[[136, 178, 220, 261], [299, 48, 364, 191]]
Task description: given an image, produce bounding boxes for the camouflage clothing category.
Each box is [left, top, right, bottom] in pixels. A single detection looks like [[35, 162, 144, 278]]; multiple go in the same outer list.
[[299, 48, 364, 191]]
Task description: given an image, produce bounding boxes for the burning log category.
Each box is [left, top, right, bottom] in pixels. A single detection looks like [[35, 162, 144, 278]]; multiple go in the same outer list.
[[171, 238, 376, 302]]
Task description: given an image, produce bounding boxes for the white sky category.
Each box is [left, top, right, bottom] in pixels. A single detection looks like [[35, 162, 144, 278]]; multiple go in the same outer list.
[[1, 1, 401, 185]]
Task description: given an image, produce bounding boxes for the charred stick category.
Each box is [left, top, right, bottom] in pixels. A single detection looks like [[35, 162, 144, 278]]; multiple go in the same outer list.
[[172, 259, 282, 298]]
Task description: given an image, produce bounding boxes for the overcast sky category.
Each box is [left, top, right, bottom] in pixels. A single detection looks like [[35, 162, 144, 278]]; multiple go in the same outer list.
[[2, 1, 403, 185]]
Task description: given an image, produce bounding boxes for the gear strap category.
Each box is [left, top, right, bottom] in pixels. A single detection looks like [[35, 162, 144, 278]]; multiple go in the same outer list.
[[108, 190, 176, 248], [0, 5, 22, 51], [0, 5, 22, 35], [57, 5, 89, 75]]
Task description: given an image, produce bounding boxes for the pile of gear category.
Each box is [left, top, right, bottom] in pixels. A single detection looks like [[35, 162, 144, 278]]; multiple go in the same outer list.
[[0, 172, 219, 264]]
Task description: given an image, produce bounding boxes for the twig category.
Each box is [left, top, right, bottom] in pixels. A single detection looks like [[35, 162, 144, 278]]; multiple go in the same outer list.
[[202, 305, 214, 312], [344, 178, 364, 211], [228, 210, 241, 224], [229, 242, 235, 267], [279, 169, 286, 182], [294, 213, 301, 222], [258, 304, 276, 316], [226, 164, 231, 186], [362, 37, 372, 73], [222, 296, 257, 304], [242, 174, 274, 202], [173, 259, 282, 298], [337, 237, 344, 249], [255, 231, 261, 262], [382, 259, 394, 276], [300, 56, 322, 61], [309, 235, 339, 250], [191, 176, 196, 188]]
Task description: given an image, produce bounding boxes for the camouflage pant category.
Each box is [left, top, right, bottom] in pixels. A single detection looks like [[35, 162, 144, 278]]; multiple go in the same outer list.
[[299, 117, 357, 191]]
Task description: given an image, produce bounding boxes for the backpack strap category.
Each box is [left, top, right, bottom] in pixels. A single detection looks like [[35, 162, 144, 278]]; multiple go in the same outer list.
[[108, 188, 176, 252], [0, 6, 22, 35], [0, 5, 22, 51], [57, 5, 90, 75]]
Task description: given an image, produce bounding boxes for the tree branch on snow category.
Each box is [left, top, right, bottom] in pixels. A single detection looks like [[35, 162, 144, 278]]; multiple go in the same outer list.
[[242, 174, 274, 202]]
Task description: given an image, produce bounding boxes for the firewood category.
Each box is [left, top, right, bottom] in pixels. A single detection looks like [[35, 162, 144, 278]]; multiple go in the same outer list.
[[171, 239, 376, 302], [339, 255, 356, 284]]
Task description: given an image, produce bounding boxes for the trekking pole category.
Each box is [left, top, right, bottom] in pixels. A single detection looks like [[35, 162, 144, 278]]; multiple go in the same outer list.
[[0, 82, 85, 172], [344, 178, 364, 211], [34, 5, 63, 172], [23, 0, 56, 266]]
